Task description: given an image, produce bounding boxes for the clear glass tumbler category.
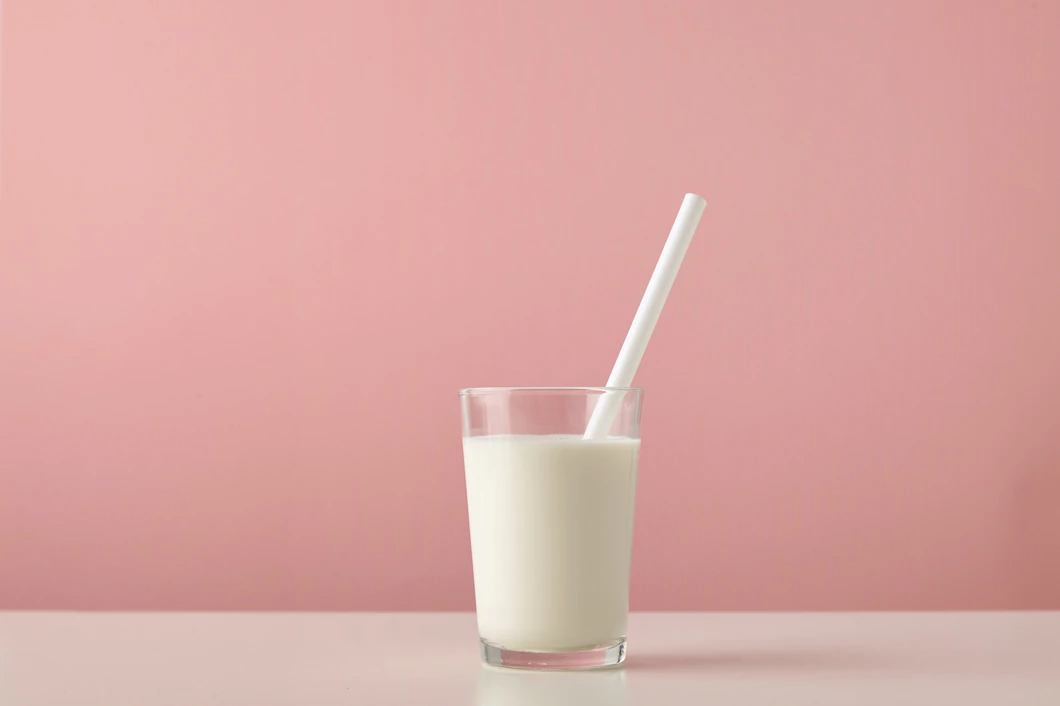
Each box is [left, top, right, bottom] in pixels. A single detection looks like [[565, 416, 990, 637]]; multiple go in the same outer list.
[[460, 387, 642, 670]]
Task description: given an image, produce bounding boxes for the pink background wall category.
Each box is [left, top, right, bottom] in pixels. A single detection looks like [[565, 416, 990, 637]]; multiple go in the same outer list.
[[2, 1, 1059, 611]]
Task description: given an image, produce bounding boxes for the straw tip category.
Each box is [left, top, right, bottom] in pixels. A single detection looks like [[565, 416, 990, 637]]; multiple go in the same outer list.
[[683, 193, 707, 205]]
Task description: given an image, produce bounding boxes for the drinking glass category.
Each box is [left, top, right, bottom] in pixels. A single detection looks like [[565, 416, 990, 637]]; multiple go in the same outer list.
[[460, 387, 642, 669]]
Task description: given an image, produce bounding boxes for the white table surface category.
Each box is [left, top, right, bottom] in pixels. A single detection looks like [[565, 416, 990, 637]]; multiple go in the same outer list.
[[1, 612, 1058, 705]]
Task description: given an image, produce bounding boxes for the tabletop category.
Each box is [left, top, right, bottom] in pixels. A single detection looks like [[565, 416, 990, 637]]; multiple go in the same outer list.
[[1, 612, 1058, 705]]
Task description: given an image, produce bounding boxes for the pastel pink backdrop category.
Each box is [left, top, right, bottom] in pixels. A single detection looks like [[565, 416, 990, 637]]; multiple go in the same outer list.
[[2, 1, 1059, 611]]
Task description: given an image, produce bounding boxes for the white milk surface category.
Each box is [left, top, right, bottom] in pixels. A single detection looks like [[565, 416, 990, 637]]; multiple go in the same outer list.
[[463, 434, 639, 651]]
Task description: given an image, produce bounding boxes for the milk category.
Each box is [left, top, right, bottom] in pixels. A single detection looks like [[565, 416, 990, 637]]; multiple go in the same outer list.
[[463, 434, 639, 651]]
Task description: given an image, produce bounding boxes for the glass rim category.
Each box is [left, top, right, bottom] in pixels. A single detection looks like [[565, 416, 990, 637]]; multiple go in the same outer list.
[[458, 386, 642, 396]]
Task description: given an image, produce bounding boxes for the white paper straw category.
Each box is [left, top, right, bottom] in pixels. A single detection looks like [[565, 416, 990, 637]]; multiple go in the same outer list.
[[584, 193, 706, 439]]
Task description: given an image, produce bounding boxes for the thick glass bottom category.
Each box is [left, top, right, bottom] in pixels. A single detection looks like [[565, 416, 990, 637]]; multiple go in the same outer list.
[[480, 637, 626, 670]]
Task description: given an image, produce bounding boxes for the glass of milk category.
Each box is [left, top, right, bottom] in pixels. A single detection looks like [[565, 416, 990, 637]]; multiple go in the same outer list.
[[460, 387, 642, 670]]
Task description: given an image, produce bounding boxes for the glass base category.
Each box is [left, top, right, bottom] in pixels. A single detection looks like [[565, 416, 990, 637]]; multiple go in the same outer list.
[[480, 637, 626, 670]]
